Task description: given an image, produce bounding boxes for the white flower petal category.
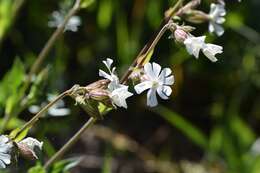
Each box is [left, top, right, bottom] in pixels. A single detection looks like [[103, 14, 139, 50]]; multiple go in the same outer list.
[[0, 153, 10, 164], [144, 63, 155, 79], [147, 88, 158, 107], [0, 160, 6, 169], [160, 68, 172, 77], [134, 81, 153, 94], [102, 58, 113, 70], [214, 23, 225, 36], [0, 136, 12, 168], [163, 76, 174, 85], [157, 86, 169, 100], [0, 136, 9, 144], [99, 70, 113, 81], [110, 86, 133, 109], [152, 62, 161, 77], [184, 36, 205, 58], [203, 43, 223, 62], [209, 23, 215, 33]]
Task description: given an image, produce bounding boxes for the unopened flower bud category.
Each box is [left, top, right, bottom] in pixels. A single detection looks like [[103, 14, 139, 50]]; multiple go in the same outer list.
[[17, 137, 43, 160], [174, 29, 188, 43], [89, 89, 110, 102], [85, 79, 110, 91], [129, 69, 143, 83], [184, 10, 209, 24]]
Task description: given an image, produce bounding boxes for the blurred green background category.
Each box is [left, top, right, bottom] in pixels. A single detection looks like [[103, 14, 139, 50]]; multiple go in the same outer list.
[[0, 0, 260, 172]]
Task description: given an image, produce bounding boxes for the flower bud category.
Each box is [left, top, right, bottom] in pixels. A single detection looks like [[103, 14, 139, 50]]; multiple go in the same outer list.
[[89, 88, 110, 102], [85, 79, 110, 91], [174, 29, 188, 43], [17, 137, 43, 160], [183, 10, 209, 24]]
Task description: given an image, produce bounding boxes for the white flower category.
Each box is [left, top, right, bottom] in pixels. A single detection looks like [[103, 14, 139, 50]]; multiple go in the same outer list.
[[99, 58, 121, 90], [0, 135, 13, 169], [99, 58, 133, 108], [184, 35, 223, 62], [29, 94, 70, 117], [208, 3, 226, 36], [109, 86, 133, 109], [48, 11, 81, 32], [134, 62, 174, 107]]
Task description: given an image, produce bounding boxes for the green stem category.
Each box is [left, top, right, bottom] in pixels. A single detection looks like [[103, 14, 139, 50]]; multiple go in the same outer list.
[[44, 117, 97, 169]]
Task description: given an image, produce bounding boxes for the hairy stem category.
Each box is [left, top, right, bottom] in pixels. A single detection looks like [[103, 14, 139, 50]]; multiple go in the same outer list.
[[44, 117, 97, 169]]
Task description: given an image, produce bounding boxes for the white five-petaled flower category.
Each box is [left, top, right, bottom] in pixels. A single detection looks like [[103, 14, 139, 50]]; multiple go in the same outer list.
[[0, 135, 13, 169], [208, 3, 226, 36], [134, 62, 174, 107], [99, 58, 133, 108], [184, 35, 223, 62], [48, 11, 81, 32]]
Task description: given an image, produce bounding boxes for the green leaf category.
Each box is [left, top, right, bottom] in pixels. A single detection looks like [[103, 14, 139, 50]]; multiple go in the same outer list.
[[153, 106, 208, 149], [28, 163, 46, 173], [230, 115, 255, 149], [52, 157, 82, 173], [209, 126, 223, 153], [0, 58, 25, 107], [9, 126, 30, 142]]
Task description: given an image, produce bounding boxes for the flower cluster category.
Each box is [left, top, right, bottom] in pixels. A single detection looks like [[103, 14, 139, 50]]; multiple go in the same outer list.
[[99, 58, 133, 108], [174, 28, 223, 62], [99, 58, 174, 108]]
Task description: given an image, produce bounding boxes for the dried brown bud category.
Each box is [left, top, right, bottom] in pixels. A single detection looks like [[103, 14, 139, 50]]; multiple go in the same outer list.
[[17, 137, 43, 160], [89, 89, 110, 102]]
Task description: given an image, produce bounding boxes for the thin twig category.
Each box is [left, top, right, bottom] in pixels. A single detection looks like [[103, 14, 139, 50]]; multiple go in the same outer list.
[[44, 117, 97, 169]]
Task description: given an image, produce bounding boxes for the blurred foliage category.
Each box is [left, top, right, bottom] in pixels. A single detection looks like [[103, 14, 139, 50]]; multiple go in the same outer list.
[[0, 0, 259, 172]]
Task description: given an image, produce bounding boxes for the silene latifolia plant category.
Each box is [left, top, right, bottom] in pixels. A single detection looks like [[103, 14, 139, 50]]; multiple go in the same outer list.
[[0, 0, 241, 171]]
